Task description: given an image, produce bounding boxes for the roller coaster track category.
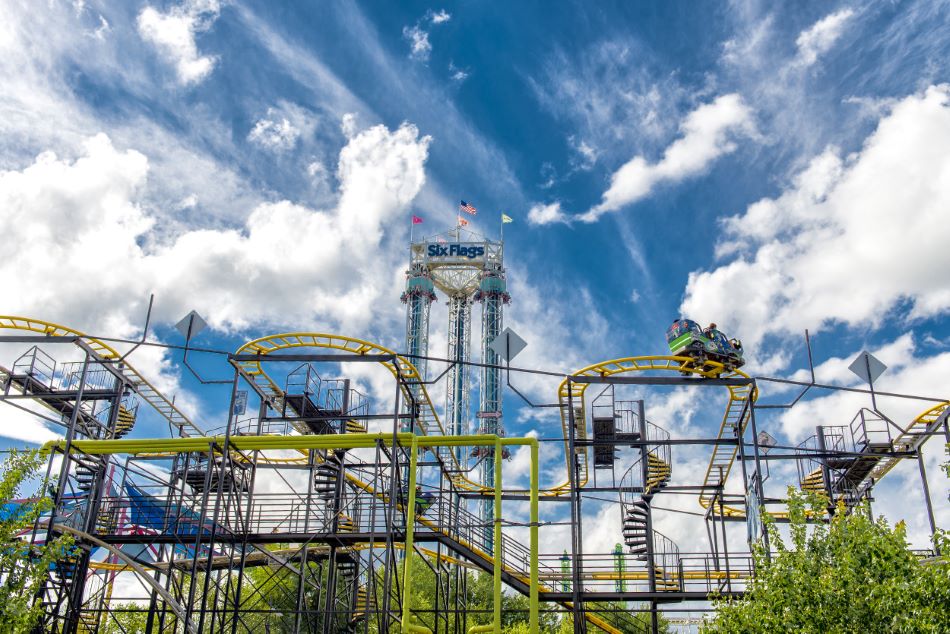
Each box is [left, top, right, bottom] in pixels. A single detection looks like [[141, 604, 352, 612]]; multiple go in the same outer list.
[[235, 335, 767, 521], [556, 356, 756, 518], [56, 434, 634, 634], [0, 316, 201, 436], [870, 400, 950, 480], [236, 333, 589, 498]]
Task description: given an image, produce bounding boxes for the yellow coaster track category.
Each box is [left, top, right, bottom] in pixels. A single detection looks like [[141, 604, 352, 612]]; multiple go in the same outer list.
[[555, 355, 756, 517], [0, 316, 201, 436]]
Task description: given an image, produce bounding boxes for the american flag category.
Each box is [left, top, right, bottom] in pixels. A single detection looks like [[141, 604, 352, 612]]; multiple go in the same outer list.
[[459, 200, 477, 215]]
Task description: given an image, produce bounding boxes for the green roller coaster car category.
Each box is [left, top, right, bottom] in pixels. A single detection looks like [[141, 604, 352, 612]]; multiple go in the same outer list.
[[666, 319, 745, 371]]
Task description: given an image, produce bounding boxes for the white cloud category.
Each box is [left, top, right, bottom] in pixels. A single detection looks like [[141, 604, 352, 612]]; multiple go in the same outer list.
[[795, 9, 856, 67], [429, 9, 451, 24], [681, 85, 950, 354], [449, 61, 469, 82], [137, 0, 221, 86], [248, 117, 299, 151], [526, 201, 570, 226], [247, 103, 316, 152], [0, 120, 430, 336], [403, 24, 432, 62], [402, 8, 451, 62], [569, 135, 598, 171], [582, 94, 756, 222], [176, 193, 198, 210]]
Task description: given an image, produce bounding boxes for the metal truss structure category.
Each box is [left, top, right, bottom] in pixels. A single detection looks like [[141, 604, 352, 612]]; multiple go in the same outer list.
[[0, 304, 947, 633], [404, 229, 510, 546]]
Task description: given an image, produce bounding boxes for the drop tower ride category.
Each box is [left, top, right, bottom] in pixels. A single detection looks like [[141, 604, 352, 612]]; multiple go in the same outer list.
[[401, 227, 510, 549]]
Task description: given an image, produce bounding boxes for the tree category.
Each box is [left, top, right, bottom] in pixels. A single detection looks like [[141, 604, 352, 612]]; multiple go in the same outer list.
[[555, 602, 669, 633], [0, 448, 76, 633], [705, 490, 950, 633]]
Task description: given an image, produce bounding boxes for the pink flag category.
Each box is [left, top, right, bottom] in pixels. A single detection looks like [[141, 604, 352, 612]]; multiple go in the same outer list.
[[412, 215, 423, 224]]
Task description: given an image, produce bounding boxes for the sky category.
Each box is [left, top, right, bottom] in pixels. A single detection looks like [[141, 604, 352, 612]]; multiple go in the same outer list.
[[1, 0, 950, 589]]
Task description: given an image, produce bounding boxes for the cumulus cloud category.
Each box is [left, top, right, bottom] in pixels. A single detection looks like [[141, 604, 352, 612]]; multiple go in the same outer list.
[[581, 94, 756, 222], [681, 85, 950, 355], [448, 61, 469, 82], [402, 24, 431, 61], [795, 9, 856, 67], [403, 9, 452, 62], [0, 121, 431, 337], [527, 201, 569, 226], [137, 0, 221, 85], [247, 103, 317, 152], [248, 117, 299, 151], [429, 9, 451, 24]]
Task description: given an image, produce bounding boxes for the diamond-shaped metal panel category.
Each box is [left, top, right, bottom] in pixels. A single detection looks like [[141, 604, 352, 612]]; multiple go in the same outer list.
[[175, 310, 208, 341], [848, 351, 887, 384], [488, 327, 527, 362]]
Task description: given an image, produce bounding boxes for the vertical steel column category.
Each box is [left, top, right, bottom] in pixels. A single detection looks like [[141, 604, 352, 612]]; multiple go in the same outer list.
[[53, 353, 91, 634], [917, 451, 939, 553], [476, 269, 507, 552], [747, 395, 771, 557], [402, 268, 434, 434], [322, 381, 349, 634], [638, 403, 658, 634], [566, 382, 586, 633], [446, 295, 472, 462]]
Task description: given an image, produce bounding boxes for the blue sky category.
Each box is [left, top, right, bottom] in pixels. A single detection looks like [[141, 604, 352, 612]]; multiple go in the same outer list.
[[1, 0, 949, 554]]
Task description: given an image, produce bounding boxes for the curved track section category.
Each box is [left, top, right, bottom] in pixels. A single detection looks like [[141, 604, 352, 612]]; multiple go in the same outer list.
[[871, 400, 950, 481], [235, 333, 497, 493], [0, 316, 201, 436], [556, 356, 755, 515]]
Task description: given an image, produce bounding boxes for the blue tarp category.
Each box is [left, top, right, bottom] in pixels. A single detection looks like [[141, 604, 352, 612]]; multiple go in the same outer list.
[[125, 483, 215, 536]]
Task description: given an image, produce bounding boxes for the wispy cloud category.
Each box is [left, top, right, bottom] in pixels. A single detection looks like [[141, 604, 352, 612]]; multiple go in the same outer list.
[[582, 94, 757, 222], [794, 8, 856, 68], [529, 40, 686, 166], [403, 8, 452, 62]]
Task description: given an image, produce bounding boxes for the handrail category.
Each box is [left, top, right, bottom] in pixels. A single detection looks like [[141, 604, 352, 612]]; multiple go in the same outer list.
[[0, 316, 201, 436]]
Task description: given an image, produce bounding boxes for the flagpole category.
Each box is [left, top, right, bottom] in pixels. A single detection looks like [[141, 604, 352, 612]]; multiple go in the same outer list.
[[500, 213, 504, 242], [410, 214, 414, 244]]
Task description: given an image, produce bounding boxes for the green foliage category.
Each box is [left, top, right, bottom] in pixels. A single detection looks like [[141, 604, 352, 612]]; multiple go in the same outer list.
[[100, 602, 149, 633], [394, 554, 560, 632], [0, 448, 76, 633], [705, 489, 950, 633], [556, 602, 669, 633]]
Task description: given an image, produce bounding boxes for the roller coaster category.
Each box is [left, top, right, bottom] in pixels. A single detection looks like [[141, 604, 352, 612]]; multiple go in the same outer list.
[[0, 236, 947, 633]]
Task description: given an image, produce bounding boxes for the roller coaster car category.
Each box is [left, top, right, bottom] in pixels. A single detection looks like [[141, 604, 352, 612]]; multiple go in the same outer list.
[[666, 319, 745, 372]]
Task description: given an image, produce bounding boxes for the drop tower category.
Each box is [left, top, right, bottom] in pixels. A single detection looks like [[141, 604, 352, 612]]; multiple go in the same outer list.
[[401, 227, 510, 549]]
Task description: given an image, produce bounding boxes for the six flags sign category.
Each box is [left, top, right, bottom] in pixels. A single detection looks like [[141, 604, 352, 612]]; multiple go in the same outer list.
[[426, 243, 486, 259]]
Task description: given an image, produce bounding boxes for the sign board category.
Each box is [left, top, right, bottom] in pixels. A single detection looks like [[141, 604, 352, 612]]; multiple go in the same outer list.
[[232, 390, 248, 416], [746, 487, 762, 545], [848, 351, 887, 384], [175, 310, 208, 341], [425, 242, 486, 261], [488, 328, 527, 362]]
